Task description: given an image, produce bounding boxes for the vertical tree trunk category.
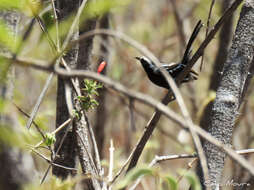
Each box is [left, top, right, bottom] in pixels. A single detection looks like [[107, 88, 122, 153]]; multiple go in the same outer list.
[[54, 1, 101, 189], [75, 15, 100, 190], [53, 0, 80, 179], [199, 1, 254, 189], [198, 0, 234, 184]]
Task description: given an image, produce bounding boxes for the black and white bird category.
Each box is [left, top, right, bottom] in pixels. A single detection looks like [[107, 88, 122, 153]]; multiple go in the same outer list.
[[136, 20, 202, 89]]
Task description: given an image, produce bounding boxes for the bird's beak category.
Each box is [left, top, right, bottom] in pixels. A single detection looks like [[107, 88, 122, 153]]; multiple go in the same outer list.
[[135, 57, 141, 61]]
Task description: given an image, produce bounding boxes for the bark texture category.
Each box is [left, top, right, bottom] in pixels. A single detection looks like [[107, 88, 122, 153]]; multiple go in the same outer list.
[[201, 1, 254, 189], [198, 0, 234, 183], [53, 0, 80, 179], [75, 14, 100, 190]]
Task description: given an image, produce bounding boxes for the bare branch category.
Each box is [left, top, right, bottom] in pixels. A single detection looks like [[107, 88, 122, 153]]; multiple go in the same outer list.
[[129, 148, 254, 190], [52, 67, 254, 178], [200, 0, 216, 71], [177, 0, 244, 83], [11, 58, 254, 179]]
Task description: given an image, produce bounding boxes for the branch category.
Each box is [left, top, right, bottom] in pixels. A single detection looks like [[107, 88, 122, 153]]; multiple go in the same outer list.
[[199, 0, 216, 71], [128, 148, 254, 190], [51, 67, 254, 178], [11, 58, 254, 180], [177, 0, 244, 83]]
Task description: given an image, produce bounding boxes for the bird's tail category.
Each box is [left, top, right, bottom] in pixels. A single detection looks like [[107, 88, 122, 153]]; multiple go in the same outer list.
[[181, 20, 203, 65]]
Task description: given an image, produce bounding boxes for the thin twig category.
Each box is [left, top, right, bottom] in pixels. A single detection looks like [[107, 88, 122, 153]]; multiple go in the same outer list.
[[11, 57, 254, 179], [177, 158, 198, 183], [26, 0, 86, 129], [31, 148, 77, 171], [84, 114, 102, 175], [151, 149, 254, 165], [128, 98, 136, 131], [50, 0, 60, 51], [200, 0, 216, 71], [26, 73, 54, 129], [110, 145, 136, 184], [61, 0, 88, 51], [177, 0, 244, 82], [40, 122, 71, 184], [108, 139, 115, 190], [76, 133, 100, 177], [34, 117, 72, 149], [169, 0, 186, 53], [53, 67, 254, 178], [13, 102, 45, 139], [129, 148, 254, 190], [35, 15, 58, 52], [126, 0, 244, 179], [159, 68, 210, 185]]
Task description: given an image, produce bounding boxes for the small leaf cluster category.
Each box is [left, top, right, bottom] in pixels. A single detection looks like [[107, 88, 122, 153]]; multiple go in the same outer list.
[[45, 133, 56, 146], [77, 79, 103, 111]]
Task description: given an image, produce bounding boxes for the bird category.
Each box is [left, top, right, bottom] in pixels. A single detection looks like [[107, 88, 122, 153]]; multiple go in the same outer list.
[[136, 20, 202, 89]]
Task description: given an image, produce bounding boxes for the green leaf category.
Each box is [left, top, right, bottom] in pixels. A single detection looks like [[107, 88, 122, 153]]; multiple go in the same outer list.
[[179, 170, 201, 190], [45, 133, 56, 146], [116, 166, 154, 189], [162, 176, 178, 190]]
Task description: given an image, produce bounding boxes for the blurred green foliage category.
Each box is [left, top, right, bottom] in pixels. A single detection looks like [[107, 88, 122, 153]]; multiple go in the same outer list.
[[179, 170, 201, 190], [0, 19, 20, 53], [0, 0, 248, 189], [24, 176, 76, 190], [0, 123, 41, 150], [161, 175, 178, 190], [115, 165, 154, 189], [0, 0, 41, 16], [0, 0, 25, 10], [49, 0, 132, 48], [0, 57, 10, 83]]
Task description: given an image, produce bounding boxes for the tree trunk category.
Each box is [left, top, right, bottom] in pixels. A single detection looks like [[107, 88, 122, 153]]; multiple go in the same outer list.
[[199, 1, 254, 189], [53, 0, 80, 179]]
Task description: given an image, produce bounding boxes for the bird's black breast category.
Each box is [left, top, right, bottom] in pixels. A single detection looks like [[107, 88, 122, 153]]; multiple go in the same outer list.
[[140, 59, 171, 89]]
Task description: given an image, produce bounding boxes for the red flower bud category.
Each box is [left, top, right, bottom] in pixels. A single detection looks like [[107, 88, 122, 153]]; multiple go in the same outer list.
[[97, 61, 107, 74]]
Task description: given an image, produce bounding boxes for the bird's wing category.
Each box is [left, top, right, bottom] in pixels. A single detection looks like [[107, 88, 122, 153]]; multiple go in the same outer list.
[[159, 63, 182, 73], [160, 63, 199, 76]]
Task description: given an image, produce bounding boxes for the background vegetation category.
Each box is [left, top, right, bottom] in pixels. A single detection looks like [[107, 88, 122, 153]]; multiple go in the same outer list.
[[0, 0, 253, 190]]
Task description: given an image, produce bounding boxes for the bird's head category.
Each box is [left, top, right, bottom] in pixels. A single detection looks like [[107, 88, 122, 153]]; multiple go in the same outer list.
[[135, 56, 152, 66]]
